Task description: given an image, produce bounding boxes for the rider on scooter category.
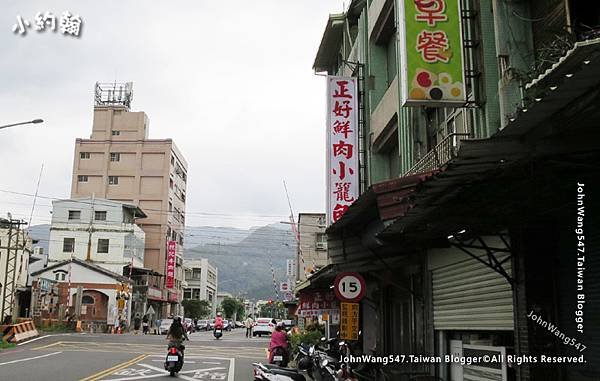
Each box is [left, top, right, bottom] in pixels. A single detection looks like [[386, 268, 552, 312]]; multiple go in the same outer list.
[[214, 312, 224, 330], [268, 322, 289, 365], [167, 316, 189, 350]]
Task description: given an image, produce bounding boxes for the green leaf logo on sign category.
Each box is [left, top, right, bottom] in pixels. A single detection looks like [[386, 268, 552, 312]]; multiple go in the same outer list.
[[399, 0, 466, 106]]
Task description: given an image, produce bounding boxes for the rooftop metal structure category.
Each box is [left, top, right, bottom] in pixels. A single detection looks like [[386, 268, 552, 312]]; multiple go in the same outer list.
[[94, 82, 133, 109]]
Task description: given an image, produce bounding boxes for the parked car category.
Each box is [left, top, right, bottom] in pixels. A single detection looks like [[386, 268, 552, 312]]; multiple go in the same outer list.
[[209, 319, 215, 330], [235, 321, 244, 328], [282, 319, 293, 329], [159, 318, 173, 335], [253, 317, 275, 337], [223, 320, 233, 331], [184, 318, 193, 332], [196, 319, 210, 331]]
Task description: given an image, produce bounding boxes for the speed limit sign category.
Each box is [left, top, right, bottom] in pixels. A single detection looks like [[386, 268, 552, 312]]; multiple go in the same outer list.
[[334, 272, 366, 302]]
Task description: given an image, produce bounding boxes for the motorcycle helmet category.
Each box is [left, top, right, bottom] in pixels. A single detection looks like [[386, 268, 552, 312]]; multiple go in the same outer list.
[[174, 316, 182, 323], [216, 312, 222, 317], [298, 356, 312, 370]]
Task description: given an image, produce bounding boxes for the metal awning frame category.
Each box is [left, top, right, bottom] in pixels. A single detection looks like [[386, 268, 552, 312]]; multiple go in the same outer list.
[[449, 232, 514, 288]]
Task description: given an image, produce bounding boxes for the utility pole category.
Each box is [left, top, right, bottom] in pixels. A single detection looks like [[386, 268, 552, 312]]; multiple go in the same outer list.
[[1, 219, 23, 322], [86, 194, 95, 261]]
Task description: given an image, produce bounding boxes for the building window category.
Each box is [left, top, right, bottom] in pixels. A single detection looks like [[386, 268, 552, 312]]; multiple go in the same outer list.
[[68, 210, 81, 220], [111, 130, 120, 136], [78, 175, 88, 183], [80, 152, 90, 159], [55, 272, 67, 281], [192, 269, 202, 280], [317, 216, 326, 227], [171, 156, 175, 165], [94, 211, 107, 221], [82, 295, 94, 304], [110, 153, 121, 162], [169, 178, 173, 189], [63, 238, 75, 252], [108, 176, 119, 185], [97, 238, 109, 253], [316, 233, 327, 250]]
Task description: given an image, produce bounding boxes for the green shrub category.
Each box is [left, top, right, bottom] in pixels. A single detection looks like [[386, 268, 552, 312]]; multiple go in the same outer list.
[[289, 328, 325, 356], [0, 339, 15, 350]]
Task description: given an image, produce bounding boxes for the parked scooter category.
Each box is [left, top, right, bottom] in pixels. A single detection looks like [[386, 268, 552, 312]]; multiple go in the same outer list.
[[253, 362, 306, 381], [164, 343, 185, 377]]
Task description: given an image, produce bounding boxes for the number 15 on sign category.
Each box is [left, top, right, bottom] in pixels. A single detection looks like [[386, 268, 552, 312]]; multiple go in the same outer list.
[[334, 272, 366, 302]]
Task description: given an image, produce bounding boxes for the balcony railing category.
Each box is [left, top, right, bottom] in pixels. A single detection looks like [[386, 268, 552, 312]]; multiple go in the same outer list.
[[405, 133, 471, 176]]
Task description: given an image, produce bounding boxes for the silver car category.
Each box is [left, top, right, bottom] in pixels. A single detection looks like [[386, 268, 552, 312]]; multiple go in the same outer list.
[[159, 318, 173, 335]]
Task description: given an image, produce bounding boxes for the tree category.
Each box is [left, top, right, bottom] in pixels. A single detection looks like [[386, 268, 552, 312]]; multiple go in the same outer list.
[[182, 299, 211, 318], [221, 297, 245, 319]]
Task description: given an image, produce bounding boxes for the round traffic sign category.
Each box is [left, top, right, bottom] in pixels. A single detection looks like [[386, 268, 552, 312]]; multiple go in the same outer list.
[[334, 272, 366, 302]]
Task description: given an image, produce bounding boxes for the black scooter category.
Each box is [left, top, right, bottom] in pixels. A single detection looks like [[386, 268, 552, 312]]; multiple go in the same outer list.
[[164, 343, 185, 377], [214, 327, 223, 339]]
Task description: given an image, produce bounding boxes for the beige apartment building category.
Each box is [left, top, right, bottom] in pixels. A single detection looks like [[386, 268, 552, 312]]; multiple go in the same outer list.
[[70, 83, 188, 316], [296, 213, 328, 282]]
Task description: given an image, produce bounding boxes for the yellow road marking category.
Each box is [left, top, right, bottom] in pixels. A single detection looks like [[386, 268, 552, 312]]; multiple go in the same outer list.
[[79, 353, 148, 381]]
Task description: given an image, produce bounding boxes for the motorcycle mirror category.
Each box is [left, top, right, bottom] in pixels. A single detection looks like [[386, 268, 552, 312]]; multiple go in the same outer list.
[[339, 341, 345, 346]]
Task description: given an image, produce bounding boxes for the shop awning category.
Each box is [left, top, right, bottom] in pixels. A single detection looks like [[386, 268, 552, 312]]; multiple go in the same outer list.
[[313, 13, 346, 73], [326, 171, 436, 235], [499, 37, 600, 138]]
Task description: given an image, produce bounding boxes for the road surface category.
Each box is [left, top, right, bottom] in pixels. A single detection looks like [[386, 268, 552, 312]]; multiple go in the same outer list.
[[0, 327, 269, 380]]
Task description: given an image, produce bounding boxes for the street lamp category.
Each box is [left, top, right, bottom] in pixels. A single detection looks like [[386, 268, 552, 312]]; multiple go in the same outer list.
[[0, 119, 44, 130]]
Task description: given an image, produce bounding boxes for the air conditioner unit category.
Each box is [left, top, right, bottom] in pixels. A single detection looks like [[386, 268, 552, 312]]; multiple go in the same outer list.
[[315, 242, 327, 250]]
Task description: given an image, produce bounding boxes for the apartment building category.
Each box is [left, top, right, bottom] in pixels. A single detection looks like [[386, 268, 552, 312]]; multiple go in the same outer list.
[[70, 82, 188, 316], [183, 258, 218, 317], [296, 213, 328, 282], [47, 198, 146, 275]]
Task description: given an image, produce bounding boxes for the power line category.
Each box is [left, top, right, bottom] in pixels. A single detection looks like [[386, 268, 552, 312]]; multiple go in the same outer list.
[[0, 188, 290, 219]]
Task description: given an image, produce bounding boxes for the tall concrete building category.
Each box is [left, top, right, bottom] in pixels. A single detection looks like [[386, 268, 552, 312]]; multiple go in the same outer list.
[[183, 259, 218, 317], [70, 82, 188, 316], [296, 213, 328, 282]]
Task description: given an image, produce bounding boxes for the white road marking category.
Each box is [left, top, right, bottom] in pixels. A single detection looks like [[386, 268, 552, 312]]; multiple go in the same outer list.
[[103, 363, 227, 381], [0, 351, 62, 366], [228, 357, 235, 381], [202, 361, 222, 364], [151, 359, 196, 363], [17, 333, 73, 346], [16, 335, 50, 346]]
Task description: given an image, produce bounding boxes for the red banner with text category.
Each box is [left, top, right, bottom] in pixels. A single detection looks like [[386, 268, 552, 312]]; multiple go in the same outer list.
[[166, 240, 176, 289]]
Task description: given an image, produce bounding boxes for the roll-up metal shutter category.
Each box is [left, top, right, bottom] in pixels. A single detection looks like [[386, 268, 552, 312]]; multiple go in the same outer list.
[[431, 251, 514, 331]]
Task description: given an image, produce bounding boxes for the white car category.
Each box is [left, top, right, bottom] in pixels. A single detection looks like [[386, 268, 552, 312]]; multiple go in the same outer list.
[[253, 318, 275, 337], [159, 318, 173, 335]]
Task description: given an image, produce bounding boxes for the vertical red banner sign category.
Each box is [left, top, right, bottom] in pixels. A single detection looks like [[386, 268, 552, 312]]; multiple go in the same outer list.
[[166, 240, 176, 289], [326, 76, 358, 225]]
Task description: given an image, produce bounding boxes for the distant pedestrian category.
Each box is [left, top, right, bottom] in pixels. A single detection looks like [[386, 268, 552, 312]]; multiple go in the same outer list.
[[142, 315, 149, 335], [244, 315, 254, 338], [133, 314, 141, 334], [114, 314, 121, 334]]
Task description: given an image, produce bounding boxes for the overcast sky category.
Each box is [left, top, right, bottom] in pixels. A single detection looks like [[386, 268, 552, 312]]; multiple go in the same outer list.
[[0, 0, 345, 230]]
